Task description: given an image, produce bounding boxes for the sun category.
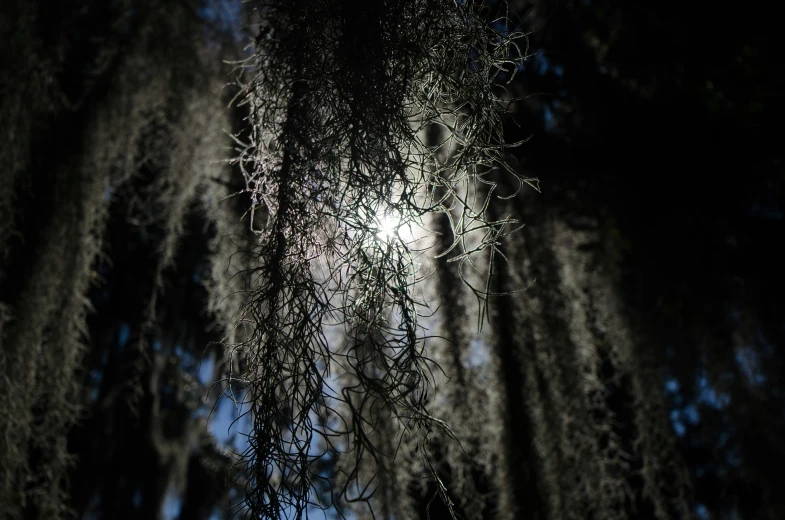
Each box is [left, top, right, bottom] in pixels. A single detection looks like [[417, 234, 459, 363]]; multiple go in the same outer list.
[[371, 207, 417, 245], [376, 213, 400, 241]]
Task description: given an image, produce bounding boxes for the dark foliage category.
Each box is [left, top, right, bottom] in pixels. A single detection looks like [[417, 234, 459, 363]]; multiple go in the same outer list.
[[1, 0, 782, 519]]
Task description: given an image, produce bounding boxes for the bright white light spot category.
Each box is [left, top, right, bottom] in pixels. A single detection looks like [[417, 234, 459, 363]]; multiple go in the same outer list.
[[376, 213, 401, 241], [370, 207, 417, 246]]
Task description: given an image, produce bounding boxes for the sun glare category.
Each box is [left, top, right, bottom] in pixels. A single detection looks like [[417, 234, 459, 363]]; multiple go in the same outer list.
[[376, 213, 401, 241], [370, 207, 419, 246]]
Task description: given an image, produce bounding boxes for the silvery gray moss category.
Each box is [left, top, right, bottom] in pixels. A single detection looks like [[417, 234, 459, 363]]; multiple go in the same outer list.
[[0, 1, 704, 519], [229, 0, 536, 517], [0, 2, 236, 517]]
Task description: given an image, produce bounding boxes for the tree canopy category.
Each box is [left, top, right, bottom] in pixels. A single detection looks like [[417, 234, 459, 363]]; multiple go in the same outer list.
[[0, 0, 782, 519]]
